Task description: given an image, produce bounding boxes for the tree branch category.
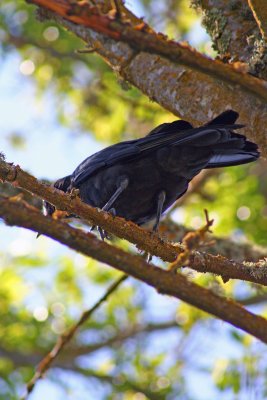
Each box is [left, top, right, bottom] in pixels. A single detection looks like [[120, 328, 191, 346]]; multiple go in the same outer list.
[[1, 197, 267, 346], [1, 158, 267, 286], [1, 177, 265, 263], [26, 0, 267, 101], [57, 366, 166, 400], [248, 0, 267, 42], [23, 274, 127, 398], [0, 321, 180, 368], [238, 292, 267, 305], [25, 0, 267, 156], [192, 2, 256, 57], [192, 0, 267, 80]]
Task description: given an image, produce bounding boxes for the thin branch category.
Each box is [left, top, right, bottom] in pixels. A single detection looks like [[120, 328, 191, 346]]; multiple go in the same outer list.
[[169, 210, 214, 272], [1, 197, 267, 346], [57, 366, 166, 400], [112, 0, 122, 19], [1, 158, 267, 286], [238, 292, 267, 305], [65, 321, 180, 359], [0, 321, 179, 368], [23, 274, 127, 399], [248, 0, 267, 41]]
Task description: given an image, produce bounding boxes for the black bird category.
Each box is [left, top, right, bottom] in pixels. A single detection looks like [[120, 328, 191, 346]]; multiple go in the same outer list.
[[44, 110, 259, 235]]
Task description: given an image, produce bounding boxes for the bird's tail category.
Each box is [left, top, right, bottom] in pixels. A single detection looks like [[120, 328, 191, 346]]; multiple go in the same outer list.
[[206, 137, 259, 168], [204, 110, 259, 168]]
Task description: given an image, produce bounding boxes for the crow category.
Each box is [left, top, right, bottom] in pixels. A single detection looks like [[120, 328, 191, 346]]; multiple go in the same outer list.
[[43, 110, 259, 237]]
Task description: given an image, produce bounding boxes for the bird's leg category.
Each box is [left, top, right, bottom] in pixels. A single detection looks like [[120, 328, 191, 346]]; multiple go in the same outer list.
[[146, 191, 166, 262], [152, 190, 166, 232], [98, 208, 116, 241], [102, 177, 129, 211], [92, 179, 128, 241], [98, 227, 108, 241], [109, 208, 116, 217]]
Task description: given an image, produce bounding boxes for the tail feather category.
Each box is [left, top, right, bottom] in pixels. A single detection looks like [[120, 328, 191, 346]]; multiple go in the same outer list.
[[206, 136, 259, 168], [206, 110, 239, 126], [202, 111, 260, 167]]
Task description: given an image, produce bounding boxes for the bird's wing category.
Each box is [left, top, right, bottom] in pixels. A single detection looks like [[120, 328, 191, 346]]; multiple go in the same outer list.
[[72, 142, 140, 186], [72, 115, 244, 186], [72, 120, 196, 186]]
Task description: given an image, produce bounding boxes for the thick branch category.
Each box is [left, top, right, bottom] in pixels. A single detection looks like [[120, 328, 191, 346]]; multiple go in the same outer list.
[[1, 159, 267, 286], [192, 1, 259, 59], [27, 0, 267, 101], [26, 0, 267, 156], [193, 0, 267, 80], [1, 197, 267, 345], [248, 0, 267, 42]]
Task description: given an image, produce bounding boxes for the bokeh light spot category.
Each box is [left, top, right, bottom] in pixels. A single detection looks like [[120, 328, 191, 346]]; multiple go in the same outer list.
[[43, 26, 59, 41], [33, 306, 48, 322], [237, 206, 251, 221], [19, 59, 35, 76]]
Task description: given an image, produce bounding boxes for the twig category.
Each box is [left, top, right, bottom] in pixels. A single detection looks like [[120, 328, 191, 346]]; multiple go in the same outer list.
[[169, 210, 213, 272], [159, 219, 267, 263], [112, 0, 122, 19], [22, 274, 127, 399], [1, 197, 267, 346], [1, 158, 267, 286], [248, 0, 267, 41]]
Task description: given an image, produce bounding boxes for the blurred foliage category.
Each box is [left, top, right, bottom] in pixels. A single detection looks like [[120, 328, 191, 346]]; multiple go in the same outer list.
[[0, 0, 267, 399], [182, 161, 267, 246]]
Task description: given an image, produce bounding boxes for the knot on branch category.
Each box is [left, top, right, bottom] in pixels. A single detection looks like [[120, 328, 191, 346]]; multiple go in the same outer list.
[[0, 159, 19, 183]]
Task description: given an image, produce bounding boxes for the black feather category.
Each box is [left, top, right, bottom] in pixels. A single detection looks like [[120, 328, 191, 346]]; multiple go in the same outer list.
[[43, 110, 259, 227]]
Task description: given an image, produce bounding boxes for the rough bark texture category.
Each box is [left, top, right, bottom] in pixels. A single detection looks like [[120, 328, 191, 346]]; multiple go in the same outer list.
[[192, 0, 267, 79], [248, 0, 267, 41]]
